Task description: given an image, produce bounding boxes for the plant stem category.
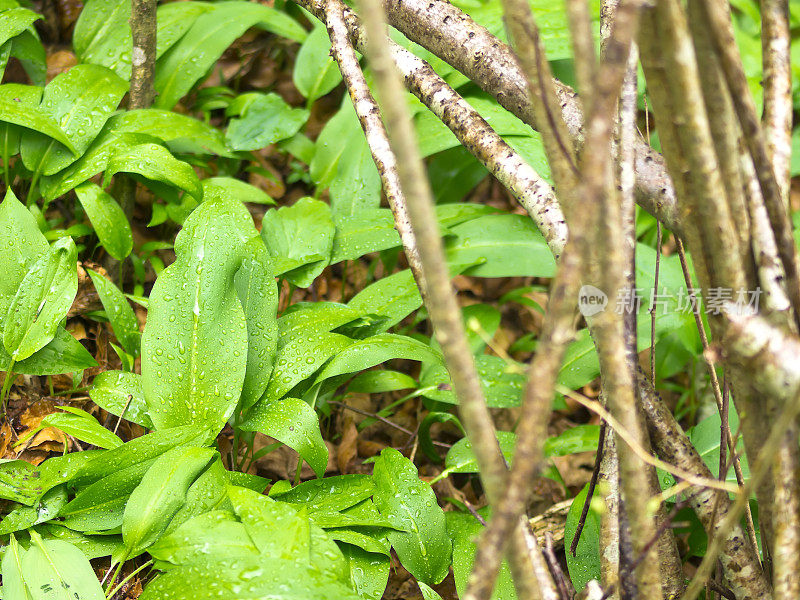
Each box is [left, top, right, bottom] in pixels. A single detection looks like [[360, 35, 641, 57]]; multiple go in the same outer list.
[[0, 361, 16, 417]]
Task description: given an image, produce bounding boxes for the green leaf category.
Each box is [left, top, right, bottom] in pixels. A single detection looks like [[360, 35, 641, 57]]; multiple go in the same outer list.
[[104, 142, 202, 199], [75, 0, 211, 79], [226, 92, 309, 151], [149, 510, 259, 568], [154, 2, 305, 109], [21, 531, 105, 600], [331, 209, 401, 263], [347, 370, 418, 394], [33, 523, 123, 560], [141, 198, 251, 432], [202, 177, 273, 205], [0, 87, 76, 154], [418, 581, 445, 600], [87, 268, 140, 356], [315, 334, 443, 385], [1, 535, 32, 600], [75, 184, 132, 260], [339, 543, 390, 600], [447, 511, 517, 600], [3, 236, 78, 361], [89, 370, 152, 428], [445, 214, 556, 278], [264, 331, 352, 402], [272, 474, 375, 513], [20, 64, 127, 176], [0, 485, 67, 535], [120, 446, 215, 560], [565, 483, 602, 592], [0, 188, 47, 302], [293, 23, 342, 102], [0, 327, 97, 375], [260, 197, 334, 287], [0, 7, 40, 47], [39, 407, 122, 449], [348, 269, 422, 332], [10, 30, 46, 86], [444, 432, 516, 475], [371, 448, 451, 584], [421, 355, 526, 408], [140, 556, 361, 600], [0, 459, 41, 504], [166, 457, 230, 533], [233, 236, 279, 411], [239, 397, 328, 478]]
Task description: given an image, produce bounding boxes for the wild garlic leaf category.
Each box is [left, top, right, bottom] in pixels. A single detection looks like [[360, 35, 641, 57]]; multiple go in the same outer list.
[[202, 176, 273, 205], [239, 397, 328, 478], [226, 92, 309, 152], [2, 236, 78, 361], [293, 22, 342, 103], [0, 187, 48, 305], [371, 448, 451, 585], [330, 208, 401, 263], [89, 370, 151, 428], [233, 236, 278, 411], [347, 269, 422, 333], [0, 326, 97, 375], [0, 84, 75, 154], [87, 269, 140, 356], [38, 407, 123, 449], [339, 543, 390, 600], [154, 2, 305, 110], [260, 197, 334, 287], [1, 534, 32, 600], [20, 64, 128, 176], [21, 531, 105, 600], [76, 184, 132, 260], [103, 142, 202, 200], [141, 198, 250, 432], [119, 446, 216, 560]]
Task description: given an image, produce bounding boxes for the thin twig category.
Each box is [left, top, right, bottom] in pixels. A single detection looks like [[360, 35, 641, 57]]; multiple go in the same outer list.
[[570, 421, 606, 556]]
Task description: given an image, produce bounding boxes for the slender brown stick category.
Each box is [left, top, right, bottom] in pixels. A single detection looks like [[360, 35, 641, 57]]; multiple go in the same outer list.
[[355, 0, 552, 597], [761, 0, 792, 206]]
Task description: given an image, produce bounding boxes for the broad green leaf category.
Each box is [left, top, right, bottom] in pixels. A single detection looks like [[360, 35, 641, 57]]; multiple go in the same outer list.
[[233, 236, 279, 411], [166, 458, 230, 533], [76, 184, 132, 260], [0, 89, 75, 154], [434, 202, 499, 228], [154, 2, 305, 109], [20, 64, 127, 176], [38, 407, 122, 449], [278, 302, 362, 339], [1, 535, 32, 600], [273, 475, 375, 513], [141, 199, 251, 432], [0, 327, 97, 375], [444, 432, 516, 475], [139, 556, 361, 600], [447, 511, 516, 600], [87, 269, 140, 356], [264, 331, 352, 402], [0, 7, 39, 47], [260, 197, 334, 287], [33, 523, 123, 560], [39, 131, 158, 201], [0, 484, 67, 535], [149, 510, 259, 568], [239, 397, 328, 478], [0, 188, 47, 301], [348, 269, 422, 332], [565, 483, 602, 591], [0, 459, 41, 504], [120, 446, 215, 560], [445, 214, 556, 278], [347, 370, 418, 394], [0, 84, 43, 171], [310, 100, 380, 215], [371, 448, 451, 584], [60, 463, 147, 531], [339, 543, 390, 600], [293, 23, 342, 102], [202, 176, 273, 205], [418, 582, 445, 600], [70, 425, 208, 488], [225, 471, 269, 493], [420, 355, 525, 408], [9, 29, 45, 86], [315, 334, 443, 385], [3, 236, 78, 361], [428, 147, 488, 204], [331, 209, 401, 263], [326, 528, 392, 555], [21, 531, 105, 600], [226, 92, 309, 151], [75, 0, 211, 79], [104, 142, 202, 199]]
